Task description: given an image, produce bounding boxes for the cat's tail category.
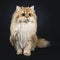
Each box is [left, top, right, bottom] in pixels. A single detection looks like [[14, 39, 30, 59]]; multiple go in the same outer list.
[[36, 38, 50, 48]]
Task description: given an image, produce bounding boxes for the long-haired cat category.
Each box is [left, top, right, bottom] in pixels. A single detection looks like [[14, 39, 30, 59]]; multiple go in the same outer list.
[[10, 6, 50, 56]]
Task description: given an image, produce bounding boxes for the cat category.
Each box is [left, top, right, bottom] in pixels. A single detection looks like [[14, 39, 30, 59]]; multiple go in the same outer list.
[[9, 5, 50, 56]]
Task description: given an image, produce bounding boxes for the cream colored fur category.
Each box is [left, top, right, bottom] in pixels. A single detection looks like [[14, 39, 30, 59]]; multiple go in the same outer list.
[[14, 17, 37, 49], [10, 6, 50, 56]]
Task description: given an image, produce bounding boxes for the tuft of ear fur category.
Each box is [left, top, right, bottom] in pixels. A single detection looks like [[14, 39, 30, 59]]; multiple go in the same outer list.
[[16, 6, 21, 12], [30, 6, 34, 11]]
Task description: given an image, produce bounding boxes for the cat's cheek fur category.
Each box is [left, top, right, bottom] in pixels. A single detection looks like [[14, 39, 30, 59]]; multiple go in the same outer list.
[[28, 17, 35, 22]]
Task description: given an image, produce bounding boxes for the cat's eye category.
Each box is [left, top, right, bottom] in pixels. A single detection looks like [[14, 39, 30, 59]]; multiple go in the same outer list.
[[22, 13, 25, 16], [29, 13, 31, 16]]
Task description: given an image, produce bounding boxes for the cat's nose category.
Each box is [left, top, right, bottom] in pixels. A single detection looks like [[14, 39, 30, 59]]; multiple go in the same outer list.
[[25, 16, 28, 18]]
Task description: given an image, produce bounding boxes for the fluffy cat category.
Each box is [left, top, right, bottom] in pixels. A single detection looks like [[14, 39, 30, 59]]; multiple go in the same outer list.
[[10, 5, 50, 56]]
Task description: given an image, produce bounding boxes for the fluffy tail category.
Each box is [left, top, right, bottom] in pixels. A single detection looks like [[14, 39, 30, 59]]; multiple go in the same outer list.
[[36, 38, 50, 48]]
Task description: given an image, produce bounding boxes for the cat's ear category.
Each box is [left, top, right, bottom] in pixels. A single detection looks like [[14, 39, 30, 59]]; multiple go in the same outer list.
[[30, 6, 34, 10], [16, 6, 21, 12]]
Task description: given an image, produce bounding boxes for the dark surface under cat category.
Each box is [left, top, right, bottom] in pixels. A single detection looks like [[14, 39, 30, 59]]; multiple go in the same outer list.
[[0, 0, 60, 60]]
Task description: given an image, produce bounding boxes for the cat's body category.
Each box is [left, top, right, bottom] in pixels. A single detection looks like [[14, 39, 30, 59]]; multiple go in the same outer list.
[[10, 6, 50, 56]]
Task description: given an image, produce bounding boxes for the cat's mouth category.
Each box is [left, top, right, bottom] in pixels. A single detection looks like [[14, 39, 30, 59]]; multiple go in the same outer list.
[[19, 19, 33, 23], [19, 20, 28, 23]]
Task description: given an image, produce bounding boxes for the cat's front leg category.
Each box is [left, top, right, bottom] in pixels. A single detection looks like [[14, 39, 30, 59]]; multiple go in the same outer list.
[[23, 40, 32, 56], [15, 41, 22, 55], [10, 35, 22, 55]]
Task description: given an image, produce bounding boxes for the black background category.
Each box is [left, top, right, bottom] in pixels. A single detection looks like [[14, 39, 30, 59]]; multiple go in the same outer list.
[[0, 0, 60, 60]]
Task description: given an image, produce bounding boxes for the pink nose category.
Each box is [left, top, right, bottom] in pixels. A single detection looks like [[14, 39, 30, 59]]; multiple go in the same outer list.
[[25, 16, 28, 18]]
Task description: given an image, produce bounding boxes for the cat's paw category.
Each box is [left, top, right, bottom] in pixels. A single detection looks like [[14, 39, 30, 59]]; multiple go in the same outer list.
[[23, 50, 31, 56], [16, 49, 22, 55]]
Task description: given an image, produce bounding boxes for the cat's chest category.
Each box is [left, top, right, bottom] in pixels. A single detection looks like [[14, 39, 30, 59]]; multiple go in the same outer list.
[[15, 22, 35, 34], [14, 22, 35, 48]]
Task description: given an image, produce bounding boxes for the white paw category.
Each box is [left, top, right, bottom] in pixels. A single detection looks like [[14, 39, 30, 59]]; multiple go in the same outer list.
[[16, 49, 22, 55], [23, 50, 31, 56]]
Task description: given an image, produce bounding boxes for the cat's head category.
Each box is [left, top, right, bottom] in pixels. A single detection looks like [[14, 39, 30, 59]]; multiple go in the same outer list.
[[13, 6, 37, 23]]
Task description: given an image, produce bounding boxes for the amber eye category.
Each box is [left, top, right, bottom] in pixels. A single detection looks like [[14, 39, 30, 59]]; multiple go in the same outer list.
[[22, 13, 25, 16], [29, 13, 31, 16]]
